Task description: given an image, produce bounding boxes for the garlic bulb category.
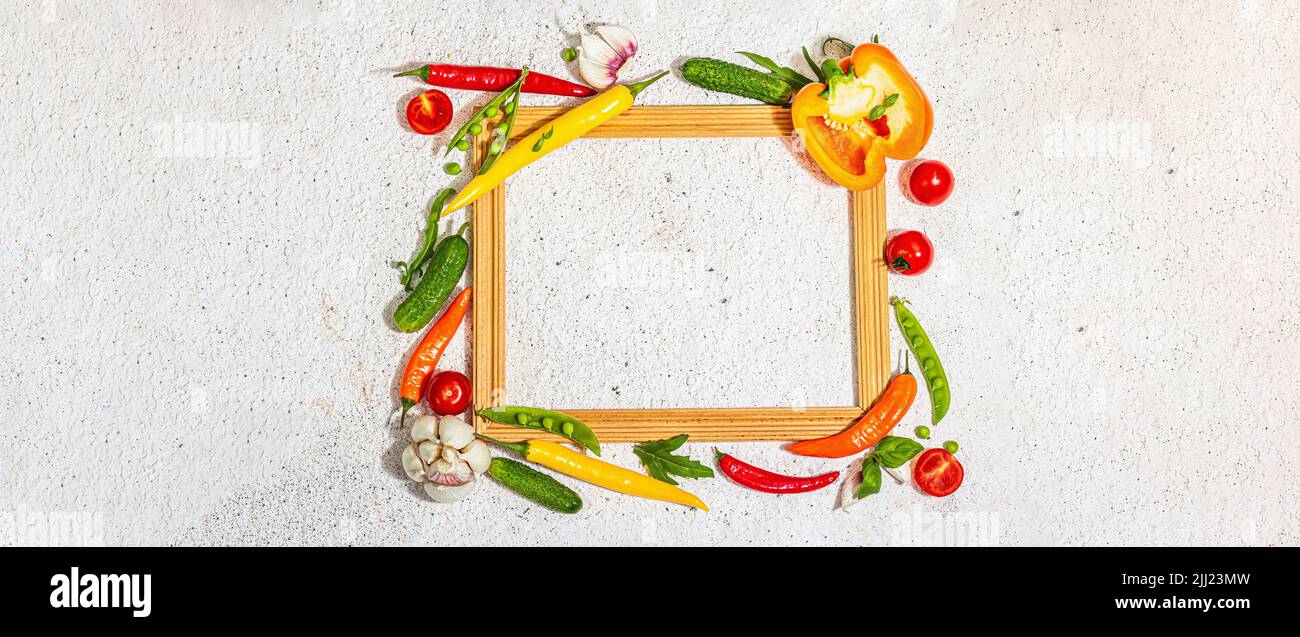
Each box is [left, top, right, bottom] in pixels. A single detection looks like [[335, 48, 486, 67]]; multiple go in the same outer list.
[[578, 25, 637, 89], [402, 413, 490, 503]]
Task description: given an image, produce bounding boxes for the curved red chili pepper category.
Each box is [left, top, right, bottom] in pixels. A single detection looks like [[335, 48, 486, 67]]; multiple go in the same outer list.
[[716, 450, 840, 494], [395, 64, 596, 97]]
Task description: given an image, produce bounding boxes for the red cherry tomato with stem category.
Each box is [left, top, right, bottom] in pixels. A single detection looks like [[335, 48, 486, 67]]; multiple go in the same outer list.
[[405, 89, 453, 135], [885, 229, 934, 275], [912, 448, 963, 497], [902, 159, 954, 206], [425, 370, 471, 416]]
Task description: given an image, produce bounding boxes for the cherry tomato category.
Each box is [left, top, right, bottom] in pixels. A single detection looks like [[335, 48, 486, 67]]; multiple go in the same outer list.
[[912, 448, 964, 497], [885, 229, 934, 275], [425, 370, 471, 416], [405, 89, 453, 135], [901, 159, 954, 206]]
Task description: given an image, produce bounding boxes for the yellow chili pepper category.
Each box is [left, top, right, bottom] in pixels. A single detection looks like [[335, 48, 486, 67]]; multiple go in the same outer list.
[[440, 71, 669, 217], [478, 435, 708, 511]]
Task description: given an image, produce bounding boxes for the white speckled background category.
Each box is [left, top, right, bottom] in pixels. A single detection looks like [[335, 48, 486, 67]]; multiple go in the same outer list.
[[2, 1, 1297, 546]]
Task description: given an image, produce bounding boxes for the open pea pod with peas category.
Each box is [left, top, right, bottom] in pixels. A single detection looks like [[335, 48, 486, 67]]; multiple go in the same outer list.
[[477, 406, 602, 456], [891, 297, 950, 425]]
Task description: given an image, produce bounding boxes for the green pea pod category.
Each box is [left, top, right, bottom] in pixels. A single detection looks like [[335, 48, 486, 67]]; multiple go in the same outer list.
[[892, 297, 950, 425], [477, 406, 602, 456], [393, 222, 469, 332]]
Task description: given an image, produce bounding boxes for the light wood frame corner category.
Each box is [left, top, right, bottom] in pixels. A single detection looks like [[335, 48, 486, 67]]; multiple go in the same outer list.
[[471, 105, 889, 442]]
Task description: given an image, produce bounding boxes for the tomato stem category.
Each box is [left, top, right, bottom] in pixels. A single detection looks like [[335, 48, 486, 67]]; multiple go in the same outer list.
[[890, 256, 911, 271]]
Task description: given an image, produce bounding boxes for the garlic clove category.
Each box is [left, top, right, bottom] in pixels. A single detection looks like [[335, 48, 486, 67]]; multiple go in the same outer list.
[[401, 444, 427, 482], [594, 25, 637, 60], [578, 26, 638, 90], [411, 415, 439, 443], [440, 446, 460, 465], [579, 32, 617, 63], [438, 415, 474, 450], [417, 440, 441, 464], [460, 439, 492, 474], [424, 475, 477, 503], [428, 459, 473, 486]]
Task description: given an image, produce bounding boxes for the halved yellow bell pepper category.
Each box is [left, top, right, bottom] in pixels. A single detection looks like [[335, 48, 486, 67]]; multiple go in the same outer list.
[[792, 43, 933, 190]]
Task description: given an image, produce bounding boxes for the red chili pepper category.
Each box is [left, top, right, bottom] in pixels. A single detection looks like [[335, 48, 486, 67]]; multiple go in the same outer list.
[[394, 64, 596, 97], [715, 450, 840, 494]]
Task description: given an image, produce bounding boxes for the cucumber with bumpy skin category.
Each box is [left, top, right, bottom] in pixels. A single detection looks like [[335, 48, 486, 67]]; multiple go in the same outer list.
[[681, 57, 793, 105], [393, 223, 469, 332], [488, 457, 582, 513]]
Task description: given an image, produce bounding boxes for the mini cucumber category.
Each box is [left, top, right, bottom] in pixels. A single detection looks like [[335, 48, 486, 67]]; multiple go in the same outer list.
[[488, 457, 582, 514], [681, 57, 793, 105], [393, 225, 469, 332]]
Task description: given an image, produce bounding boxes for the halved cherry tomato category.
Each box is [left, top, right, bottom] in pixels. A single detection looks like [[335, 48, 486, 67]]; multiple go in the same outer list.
[[913, 448, 963, 497], [405, 89, 453, 135], [885, 229, 934, 275], [425, 370, 471, 416], [902, 159, 954, 206]]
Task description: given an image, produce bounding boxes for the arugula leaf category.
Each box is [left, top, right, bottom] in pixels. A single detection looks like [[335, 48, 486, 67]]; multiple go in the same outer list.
[[872, 436, 924, 468], [736, 51, 813, 89], [855, 457, 882, 499], [633, 434, 715, 486]]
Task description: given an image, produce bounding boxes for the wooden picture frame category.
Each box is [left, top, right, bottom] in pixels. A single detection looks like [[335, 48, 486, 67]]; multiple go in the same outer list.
[[470, 105, 889, 442]]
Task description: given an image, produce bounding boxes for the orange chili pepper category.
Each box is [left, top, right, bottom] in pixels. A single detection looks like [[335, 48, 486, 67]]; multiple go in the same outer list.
[[399, 287, 471, 427], [787, 354, 917, 458], [791, 43, 933, 190]]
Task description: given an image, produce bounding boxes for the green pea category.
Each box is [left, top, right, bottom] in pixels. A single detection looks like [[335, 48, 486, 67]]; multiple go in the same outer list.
[[503, 102, 516, 114], [442, 162, 461, 175], [541, 417, 555, 430], [484, 105, 499, 118], [562, 47, 577, 62], [469, 123, 483, 135], [455, 139, 470, 152], [489, 139, 503, 154], [515, 413, 529, 425], [943, 440, 959, 454], [561, 422, 575, 436], [915, 425, 931, 439], [911, 335, 924, 347], [494, 124, 508, 136], [902, 318, 916, 327]]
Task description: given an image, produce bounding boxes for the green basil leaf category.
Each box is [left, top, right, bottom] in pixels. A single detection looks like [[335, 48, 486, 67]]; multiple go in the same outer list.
[[736, 51, 814, 89], [855, 458, 882, 499], [883, 93, 899, 107], [868, 105, 886, 121], [873, 436, 924, 468]]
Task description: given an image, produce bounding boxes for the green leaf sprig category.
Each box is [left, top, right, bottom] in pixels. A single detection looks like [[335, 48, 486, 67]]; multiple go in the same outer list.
[[855, 436, 924, 500], [633, 434, 715, 486], [736, 51, 814, 90]]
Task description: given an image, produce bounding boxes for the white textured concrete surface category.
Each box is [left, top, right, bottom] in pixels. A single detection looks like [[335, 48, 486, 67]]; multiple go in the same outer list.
[[2, 1, 1298, 546]]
